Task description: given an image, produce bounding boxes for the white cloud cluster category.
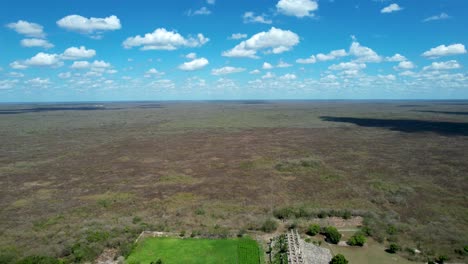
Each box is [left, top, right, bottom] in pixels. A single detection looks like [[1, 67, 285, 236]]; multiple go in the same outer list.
[[394, 61, 415, 70], [276, 0, 318, 18], [349, 41, 382, 62], [20, 38, 54, 49], [296, 55, 316, 64], [71, 60, 111, 69], [279, 73, 297, 80], [61, 46, 96, 60], [11, 52, 63, 69], [296, 49, 347, 64], [211, 66, 246, 75], [6, 20, 45, 38], [178, 57, 209, 71], [243, 12, 272, 24], [386, 53, 406, 62], [144, 68, 165, 77], [329, 62, 366, 71], [25, 77, 50, 86], [316, 49, 347, 61], [381, 3, 402, 13], [423, 60, 461, 71], [422, 44, 466, 58], [123, 28, 209, 50], [57, 15, 121, 35], [223, 27, 299, 58], [7, 20, 54, 50]]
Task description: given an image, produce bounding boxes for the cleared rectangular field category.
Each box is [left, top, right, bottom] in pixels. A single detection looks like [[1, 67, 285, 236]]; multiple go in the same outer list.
[[126, 237, 262, 264]]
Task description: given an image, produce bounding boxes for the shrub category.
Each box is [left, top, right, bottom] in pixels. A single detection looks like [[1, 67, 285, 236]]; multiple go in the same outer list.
[[273, 207, 295, 220], [16, 256, 60, 264], [329, 254, 348, 264], [435, 255, 448, 264], [261, 219, 278, 233], [386, 243, 400, 254], [386, 225, 397, 235], [132, 216, 142, 224], [307, 224, 321, 236], [179, 230, 186, 237], [0, 254, 15, 264], [342, 210, 352, 220], [237, 229, 246, 238], [322, 226, 341, 244], [347, 233, 366, 246]]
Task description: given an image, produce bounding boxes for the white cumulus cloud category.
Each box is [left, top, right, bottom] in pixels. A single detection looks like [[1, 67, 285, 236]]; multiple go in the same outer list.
[[56, 15, 121, 35], [422, 44, 467, 58], [71, 60, 111, 69], [394, 61, 415, 70], [386, 53, 406, 62], [423, 60, 461, 71], [211, 66, 246, 75], [276, 0, 318, 18], [296, 55, 316, 64], [12, 52, 63, 68], [243, 12, 272, 24], [178, 57, 209, 71], [349, 41, 382, 62], [61, 46, 96, 60], [279, 73, 297, 80], [6, 20, 45, 38], [329, 62, 366, 71], [223, 27, 299, 58], [123, 28, 209, 50], [316, 49, 348, 61], [20, 38, 54, 49], [262, 62, 274, 69], [381, 3, 403, 13]]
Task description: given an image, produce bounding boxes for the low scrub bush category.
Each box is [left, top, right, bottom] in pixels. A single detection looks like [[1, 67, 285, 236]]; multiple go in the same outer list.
[[261, 219, 278, 233], [322, 226, 341, 244], [330, 254, 348, 264], [347, 232, 366, 246]]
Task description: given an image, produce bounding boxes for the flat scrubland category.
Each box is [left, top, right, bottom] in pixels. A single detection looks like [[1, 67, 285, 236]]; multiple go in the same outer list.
[[0, 101, 467, 263]]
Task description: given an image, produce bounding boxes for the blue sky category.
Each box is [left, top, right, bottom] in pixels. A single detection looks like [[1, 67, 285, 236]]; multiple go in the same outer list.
[[0, 0, 467, 102]]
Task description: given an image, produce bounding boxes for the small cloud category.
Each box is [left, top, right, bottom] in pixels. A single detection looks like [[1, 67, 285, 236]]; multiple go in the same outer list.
[[381, 3, 402, 14], [6, 20, 45, 38], [178, 57, 209, 71], [243, 12, 272, 24], [262, 62, 274, 69], [276, 0, 319, 18], [422, 13, 450, 22], [229, 33, 247, 40], [20, 38, 54, 49], [187, 7, 211, 16]]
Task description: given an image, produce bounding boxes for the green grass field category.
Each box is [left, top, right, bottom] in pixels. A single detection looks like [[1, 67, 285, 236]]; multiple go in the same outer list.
[[126, 237, 263, 264]]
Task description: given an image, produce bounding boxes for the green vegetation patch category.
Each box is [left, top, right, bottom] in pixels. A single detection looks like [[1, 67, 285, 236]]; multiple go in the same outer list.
[[126, 237, 262, 264], [158, 173, 200, 185]]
